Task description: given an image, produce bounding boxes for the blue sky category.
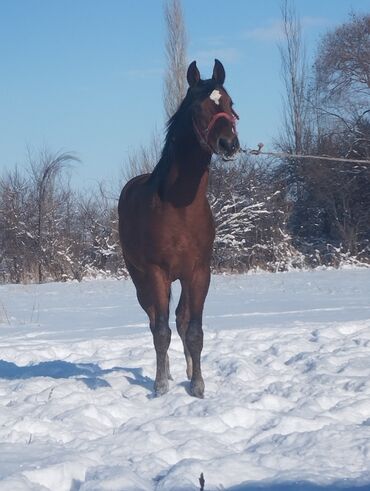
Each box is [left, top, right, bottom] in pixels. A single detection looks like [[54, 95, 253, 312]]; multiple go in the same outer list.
[[1, 0, 369, 189]]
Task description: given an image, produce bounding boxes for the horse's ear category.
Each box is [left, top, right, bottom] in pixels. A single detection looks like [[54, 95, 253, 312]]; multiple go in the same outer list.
[[187, 61, 200, 87], [212, 59, 225, 85]]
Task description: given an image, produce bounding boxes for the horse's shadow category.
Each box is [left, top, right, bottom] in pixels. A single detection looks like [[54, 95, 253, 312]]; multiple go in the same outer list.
[[225, 482, 370, 491], [0, 359, 153, 392]]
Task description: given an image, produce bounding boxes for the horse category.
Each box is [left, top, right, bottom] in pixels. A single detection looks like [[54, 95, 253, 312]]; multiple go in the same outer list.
[[118, 59, 240, 398]]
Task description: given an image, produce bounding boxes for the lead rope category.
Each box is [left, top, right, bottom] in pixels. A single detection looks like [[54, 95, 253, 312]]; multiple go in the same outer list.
[[240, 143, 370, 166]]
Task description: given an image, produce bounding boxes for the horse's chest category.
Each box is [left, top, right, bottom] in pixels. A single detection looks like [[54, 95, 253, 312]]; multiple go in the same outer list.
[[150, 208, 214, 267]]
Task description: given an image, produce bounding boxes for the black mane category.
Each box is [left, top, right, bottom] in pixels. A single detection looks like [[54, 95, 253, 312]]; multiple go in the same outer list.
[[149, 78, 218, 183]]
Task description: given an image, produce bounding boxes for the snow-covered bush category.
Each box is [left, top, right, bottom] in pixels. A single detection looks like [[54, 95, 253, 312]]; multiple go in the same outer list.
[[209, 156, 305, 272]]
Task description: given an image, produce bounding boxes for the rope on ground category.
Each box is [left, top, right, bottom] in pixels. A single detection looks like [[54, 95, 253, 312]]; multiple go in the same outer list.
[[242, 143, 370, 165]]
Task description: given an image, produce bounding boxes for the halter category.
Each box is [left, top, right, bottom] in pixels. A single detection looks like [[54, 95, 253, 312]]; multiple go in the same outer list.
[[193, 110, 239, 153]]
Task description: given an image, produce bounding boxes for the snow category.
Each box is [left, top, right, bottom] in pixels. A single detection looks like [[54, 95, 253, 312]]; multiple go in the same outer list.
[[0, 269, 370, 490]]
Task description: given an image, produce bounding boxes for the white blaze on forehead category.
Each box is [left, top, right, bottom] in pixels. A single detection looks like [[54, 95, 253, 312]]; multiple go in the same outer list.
[[209, 89, 222, 105]]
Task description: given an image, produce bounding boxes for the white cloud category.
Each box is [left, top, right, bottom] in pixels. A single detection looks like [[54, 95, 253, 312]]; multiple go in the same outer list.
[[301, 15, 330, 29], [244, 20, 284, 42], [243, 16, 329, 43]]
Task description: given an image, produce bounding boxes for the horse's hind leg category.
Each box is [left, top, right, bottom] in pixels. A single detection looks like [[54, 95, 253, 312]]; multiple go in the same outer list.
[[175, 287, 192, 380]]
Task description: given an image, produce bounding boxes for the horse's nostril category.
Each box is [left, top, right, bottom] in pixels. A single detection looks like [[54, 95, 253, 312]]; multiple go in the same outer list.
[[219, 138, 229, 151], [218, 138, 227, 150]]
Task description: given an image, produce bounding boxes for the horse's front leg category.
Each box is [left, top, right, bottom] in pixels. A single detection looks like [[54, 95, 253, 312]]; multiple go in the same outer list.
[[175, 287, 192, 380], [152, 313, 172, 396], [186, 266, 211, 399], [149, 268, 172, 396], [125, 262, 171, 395]]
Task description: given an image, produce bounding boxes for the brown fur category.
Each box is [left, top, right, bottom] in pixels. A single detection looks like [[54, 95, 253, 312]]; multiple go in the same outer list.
[[118, 60, 239, 397]]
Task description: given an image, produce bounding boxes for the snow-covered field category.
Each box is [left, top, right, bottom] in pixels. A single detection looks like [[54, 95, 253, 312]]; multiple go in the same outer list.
[[1, 269, 370, 491]]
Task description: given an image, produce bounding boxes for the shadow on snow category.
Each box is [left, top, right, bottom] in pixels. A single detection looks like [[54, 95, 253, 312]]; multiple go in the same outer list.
[[225, 481, 370, 491], [0, 359, 153, 391]]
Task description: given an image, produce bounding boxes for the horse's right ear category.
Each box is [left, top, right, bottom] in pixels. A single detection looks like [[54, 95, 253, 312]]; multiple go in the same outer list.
[[187, 61, 200, 87]]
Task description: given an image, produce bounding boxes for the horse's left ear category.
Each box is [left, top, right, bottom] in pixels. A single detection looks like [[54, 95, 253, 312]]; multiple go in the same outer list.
[[212, 59, 225, 85], [187, 61, 201, 87]]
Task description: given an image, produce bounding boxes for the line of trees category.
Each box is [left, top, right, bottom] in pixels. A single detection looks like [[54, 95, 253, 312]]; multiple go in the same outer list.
[[277, 5, 370, 265], [0, 3, 369, 283], [0, 149, 123, 283]]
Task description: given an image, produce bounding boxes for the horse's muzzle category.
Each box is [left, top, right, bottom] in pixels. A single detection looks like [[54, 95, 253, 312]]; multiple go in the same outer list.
[[217, 135, 240, 158]]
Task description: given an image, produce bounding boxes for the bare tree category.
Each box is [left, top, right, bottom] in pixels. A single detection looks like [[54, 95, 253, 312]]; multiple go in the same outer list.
[[278, 0, 309, 156], [315, 13, 370, 99], [77, 182, 124, 276], [163, 0, 188, 119], [0, 150, 82, 283], [121, 0, 187, 183], [313, 13, 370, 161], [0, 167, 31, 282], [27, 149, 78, 282], [121, 130, 162, 182], [276, 10, 370, 264]]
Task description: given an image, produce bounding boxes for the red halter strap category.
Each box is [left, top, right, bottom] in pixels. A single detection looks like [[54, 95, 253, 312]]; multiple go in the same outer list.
[[193, 111, 239, 153]]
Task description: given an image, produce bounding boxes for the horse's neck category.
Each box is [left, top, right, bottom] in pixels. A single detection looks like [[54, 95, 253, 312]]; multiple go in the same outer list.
[[161, 144, 211, 207]]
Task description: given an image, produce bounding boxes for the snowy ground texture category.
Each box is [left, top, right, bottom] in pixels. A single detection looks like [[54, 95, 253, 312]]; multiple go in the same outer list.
[[1, 269, 370, 491]]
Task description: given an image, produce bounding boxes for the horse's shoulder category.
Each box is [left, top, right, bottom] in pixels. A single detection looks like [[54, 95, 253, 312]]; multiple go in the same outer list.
[[123, 173, 150, 191], [119, 174, 150, 202]]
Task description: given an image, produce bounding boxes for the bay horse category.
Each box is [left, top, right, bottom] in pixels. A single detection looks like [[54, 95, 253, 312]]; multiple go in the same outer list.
[[118, 59, 240, 398]]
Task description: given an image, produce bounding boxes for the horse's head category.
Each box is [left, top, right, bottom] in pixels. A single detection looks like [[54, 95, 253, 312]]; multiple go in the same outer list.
[[187, 59, 240, 159]]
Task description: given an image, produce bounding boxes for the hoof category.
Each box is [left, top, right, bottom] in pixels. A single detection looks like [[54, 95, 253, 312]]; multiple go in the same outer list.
[[154, 379, 169, 397], [190, 378, 204, 399]]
